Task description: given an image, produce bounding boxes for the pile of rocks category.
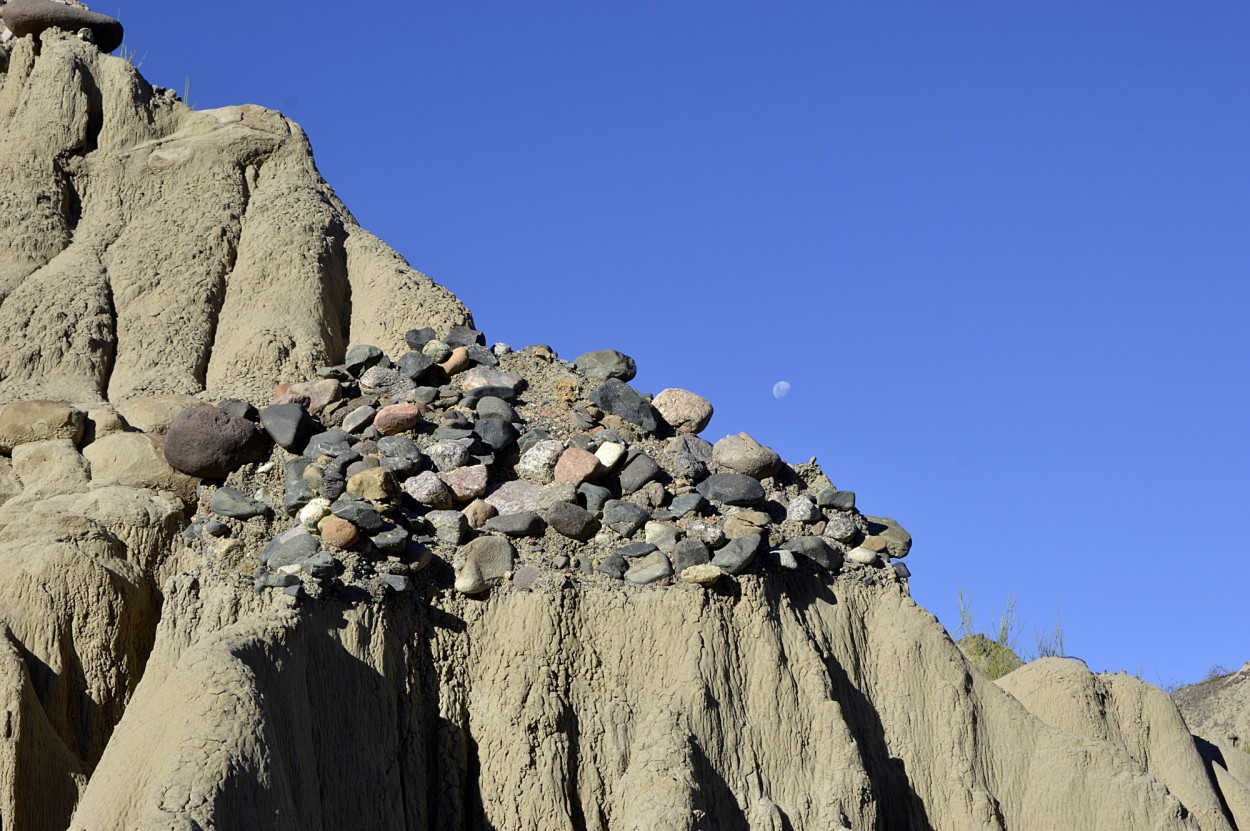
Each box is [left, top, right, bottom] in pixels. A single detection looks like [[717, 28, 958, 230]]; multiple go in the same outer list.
[[164, 325, 912, 601]]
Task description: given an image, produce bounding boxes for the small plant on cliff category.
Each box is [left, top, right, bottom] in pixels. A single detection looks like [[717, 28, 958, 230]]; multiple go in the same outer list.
[[954, 588, 1065, 680]]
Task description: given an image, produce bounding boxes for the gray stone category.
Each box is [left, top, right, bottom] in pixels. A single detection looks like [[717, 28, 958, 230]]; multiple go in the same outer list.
[[473, 417, 519, 451], [433, 426, 475, 441], [303, 429, 355, 460], [644, 521, 682, 553], [624, 551, 673, 585], [403, 471, 454, 509], [330, 495, 387, 533], [786, 496, 821, 524], [258, 403, 320, 452], [864, 516, 912, 558], [344, 343, 385, 375], [822, 512, 859, 543], [618, 452, 661, 495], [203, 520, 230, 538], [425, 441, 471, 472], [782, 536, 842, 571], [466, 344, 498, 366], [371, 525, 410, 556], [712, 432, 781, 479], [617, 542, 658, 559], [474, 396, 517, 421], [577, 482, 613, 515], [545, 502, 599, 541], [602, 500, 650, 537], [341, 405, 377, 434], [538, 481, 579, 509], [697, 473, 765, 506], [517, 429, 552, 455], [892, 562, 912, 579], [216, 399, 258, 421], [211, 487, 269, 520], [589, 379, 658, 432], [397, 351, 437, 382], [380, 573, 412, 592], [257, 573, 300, 590], [283, 458, 317, 514], [462, 385, 518, 407], [303, 551, 338, 578], [574, 349, 637, 381], [516, 439, 565, 483], [410, 386, 440, 405], [670, 538, 710, 573], [664, 434, 713, 481], [444, 324, 486, 347], [711, 533, 763, 575], [454, 536, 515, 593], [511, 565, 541, 590], [378, 435, 421, 459], [682, 518, 726, 550], [423, 340, 453, 362], [598, 552, 627, 579], [668, 492, 707, 518], [768, 548, 799, 570], [483, 512, 546, 537], [426, 510, 468, 546], [360, 366, 417, 399], [404, 327, 437, 350], [817, 488, 856, 510], [261, 527, 320, 569]]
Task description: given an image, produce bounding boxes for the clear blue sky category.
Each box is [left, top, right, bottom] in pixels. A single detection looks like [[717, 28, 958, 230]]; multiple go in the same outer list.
[[113, 2, 1249, 686]]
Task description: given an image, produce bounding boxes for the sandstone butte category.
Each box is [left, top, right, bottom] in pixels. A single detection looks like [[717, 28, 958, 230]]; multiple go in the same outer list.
[[0, 9, 1247, 831]]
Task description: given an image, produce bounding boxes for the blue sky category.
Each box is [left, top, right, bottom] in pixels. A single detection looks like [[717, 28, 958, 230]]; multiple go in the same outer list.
[[113, 2, 1249, 686]]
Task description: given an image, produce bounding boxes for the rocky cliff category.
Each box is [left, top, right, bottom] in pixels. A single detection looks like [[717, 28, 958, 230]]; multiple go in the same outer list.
[[1, 9, 1247, 831]]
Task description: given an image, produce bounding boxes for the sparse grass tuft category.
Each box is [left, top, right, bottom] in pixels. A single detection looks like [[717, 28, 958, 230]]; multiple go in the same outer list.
[[953, 587, 1066, 680]]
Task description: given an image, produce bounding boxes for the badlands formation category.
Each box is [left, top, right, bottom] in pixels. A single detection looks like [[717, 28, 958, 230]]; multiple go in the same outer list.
[[0, 4, 1247, 829]]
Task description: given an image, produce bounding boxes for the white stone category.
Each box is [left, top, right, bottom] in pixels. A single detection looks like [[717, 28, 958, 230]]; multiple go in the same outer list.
[[594, 441, 626, 471], [298, 498, 331, 530]]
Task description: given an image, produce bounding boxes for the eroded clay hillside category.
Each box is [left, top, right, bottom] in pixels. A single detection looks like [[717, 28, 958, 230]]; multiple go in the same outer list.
[[1, 6, 1248, 830]]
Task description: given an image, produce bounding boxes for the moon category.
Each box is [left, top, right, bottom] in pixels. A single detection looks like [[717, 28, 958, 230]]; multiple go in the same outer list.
[[772, 380, 791, 399]]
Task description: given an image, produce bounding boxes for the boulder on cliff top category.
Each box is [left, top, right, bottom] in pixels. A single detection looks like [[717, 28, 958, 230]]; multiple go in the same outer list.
[[0, 0, 123, 52]]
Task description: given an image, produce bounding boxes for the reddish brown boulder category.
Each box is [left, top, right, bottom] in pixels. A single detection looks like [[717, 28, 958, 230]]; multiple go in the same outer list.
[[1, 0, 124, 53], [163, 405, 270, 479]]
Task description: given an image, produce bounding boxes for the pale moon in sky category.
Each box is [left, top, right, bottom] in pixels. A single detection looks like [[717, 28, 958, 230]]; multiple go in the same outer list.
[[772, 380, 792, 399]]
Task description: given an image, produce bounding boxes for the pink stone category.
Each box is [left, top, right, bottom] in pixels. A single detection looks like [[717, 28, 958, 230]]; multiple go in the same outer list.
[[460, 366, 524, 392], [286, 379, 342, 415], [553, 446, 603, 486], [374, 403, 424, 435], [512, 566, 541, 590], [484, 480, 543, 514], [438, 464, 489, 501]]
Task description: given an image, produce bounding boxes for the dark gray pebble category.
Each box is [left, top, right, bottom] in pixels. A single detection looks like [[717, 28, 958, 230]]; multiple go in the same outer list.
[[697, 473, 765, 506], [483, 512, 546, 537], [710, 533, 763, 575], [545, 502, 599, 541], [589, 378, 658, 432], [211, 486, 270, 520], [603, 500, 650, 537]]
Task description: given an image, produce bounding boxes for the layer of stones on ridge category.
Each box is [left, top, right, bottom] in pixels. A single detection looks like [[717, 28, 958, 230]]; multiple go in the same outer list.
[[158, 328, 911, 603]]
